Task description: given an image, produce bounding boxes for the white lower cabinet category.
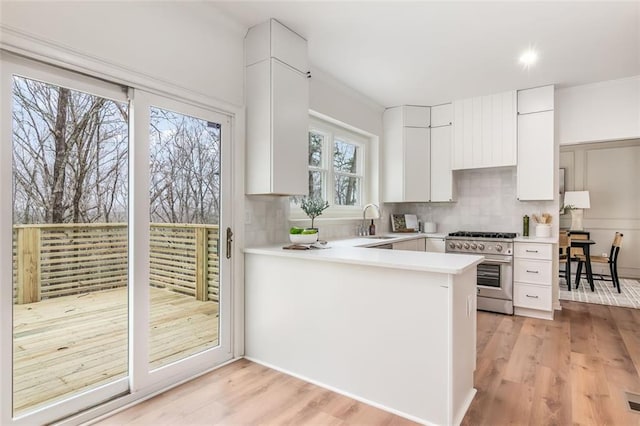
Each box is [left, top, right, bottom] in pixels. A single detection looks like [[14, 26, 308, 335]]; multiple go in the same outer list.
[[425, 237, 446, 253], [392, 238, 426, 251], [514, 242, 554, 320]]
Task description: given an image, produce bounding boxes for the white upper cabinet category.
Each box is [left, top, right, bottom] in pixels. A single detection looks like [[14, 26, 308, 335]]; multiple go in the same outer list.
[[452, 91, 516, 170], [430, 103, 452, 127], [430, 125, 453, 202], [245, 20, 309, 195], [245, 19, 308, 74], [383, 106, 431, 202], [403, 105, 431, 127], [517, 85, 555, 201], [383, 105, 454, 203], [404, 127, 431, 202], [517, 85, 554, 114], [431, 103, 453, 202]]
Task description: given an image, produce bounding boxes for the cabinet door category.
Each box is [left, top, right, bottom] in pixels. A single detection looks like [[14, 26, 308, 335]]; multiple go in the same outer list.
[[425, 238, 446, 253], [431, 103, 452, 127], [430, 125, 453, 202], [392, 239, 420, 251], [403, 105, 431, 128], [382, 107, 405, 202], [271, 19, 308, 73], [271, 60, 309, 195], [485, 91, 516, 168], [517, 110, 554, 200], [452, 100, 465, 170], [518, 85, 554, 114], [403, 127, 430, 201]]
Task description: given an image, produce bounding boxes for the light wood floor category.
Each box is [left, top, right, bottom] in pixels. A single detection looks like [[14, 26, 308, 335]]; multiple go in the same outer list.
[[96, 300, 640, 426], [13, 287, 218, 415]]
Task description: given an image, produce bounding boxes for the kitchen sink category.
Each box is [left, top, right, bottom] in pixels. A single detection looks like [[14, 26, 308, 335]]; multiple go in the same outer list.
[[363, 235, 395, 239]]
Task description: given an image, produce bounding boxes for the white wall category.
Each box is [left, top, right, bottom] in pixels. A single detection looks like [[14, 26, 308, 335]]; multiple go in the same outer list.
[[557, 75, 640, 145], [0, 1, 245, 108]]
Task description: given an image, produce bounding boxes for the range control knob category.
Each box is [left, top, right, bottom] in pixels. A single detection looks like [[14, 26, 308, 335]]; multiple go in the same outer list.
[[456, 242, 463, 249], [448, 242, 456, 250], [463, 243, 470, 249], [477, 243, 485, 250], [470, 243, 477, 249], [496, 244, 503, 252]]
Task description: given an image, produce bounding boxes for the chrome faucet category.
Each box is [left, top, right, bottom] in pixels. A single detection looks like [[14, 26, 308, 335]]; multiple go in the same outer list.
[[361, 203, 381, 235]]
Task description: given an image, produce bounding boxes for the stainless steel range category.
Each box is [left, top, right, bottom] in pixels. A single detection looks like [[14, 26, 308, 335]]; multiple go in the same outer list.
[[446, 231, 516, 315]]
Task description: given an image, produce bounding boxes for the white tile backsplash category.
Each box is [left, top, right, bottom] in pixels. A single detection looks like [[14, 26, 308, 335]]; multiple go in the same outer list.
[[245, 167, 557, 247], [389, 167, 558, 236], [245, 197, 392, 247]]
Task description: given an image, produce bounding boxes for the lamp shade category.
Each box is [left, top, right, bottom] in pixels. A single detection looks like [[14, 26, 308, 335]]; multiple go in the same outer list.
[[563, 191, 590, 209]]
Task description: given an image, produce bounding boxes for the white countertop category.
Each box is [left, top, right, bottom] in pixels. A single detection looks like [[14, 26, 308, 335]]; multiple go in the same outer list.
[[514, 236, 558, 244], [245, 233, 483, 275], [330, 232, 447, 248]]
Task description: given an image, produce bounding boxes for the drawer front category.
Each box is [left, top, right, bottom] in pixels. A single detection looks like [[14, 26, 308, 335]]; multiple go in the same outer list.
[[514, 283, 552, 311], [514, 259, 552, 285], [515, 243, 553, 260]]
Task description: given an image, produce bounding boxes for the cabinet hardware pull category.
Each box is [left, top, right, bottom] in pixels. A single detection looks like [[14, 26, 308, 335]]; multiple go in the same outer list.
[[526, 250, 539, 253], [526, 270, 539, 273], [526, 294, 539, 298]]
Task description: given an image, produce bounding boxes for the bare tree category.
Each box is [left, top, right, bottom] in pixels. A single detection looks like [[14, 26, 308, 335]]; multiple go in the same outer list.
[[149, 107, 221, 224], [12, 76, 220, 226], [12, 76, 128, 224]]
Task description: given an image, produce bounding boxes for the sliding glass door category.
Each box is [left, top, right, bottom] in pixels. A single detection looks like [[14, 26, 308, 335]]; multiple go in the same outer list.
[[1, 53, 233, 425], [131, 91, 232, 391]]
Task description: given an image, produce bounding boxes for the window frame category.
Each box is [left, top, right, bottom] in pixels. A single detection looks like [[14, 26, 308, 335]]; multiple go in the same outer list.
[[291, 115, 374, 221]]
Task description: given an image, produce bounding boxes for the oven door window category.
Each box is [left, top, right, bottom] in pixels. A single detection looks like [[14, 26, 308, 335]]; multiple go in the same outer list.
[[478, 262, 502, 288]]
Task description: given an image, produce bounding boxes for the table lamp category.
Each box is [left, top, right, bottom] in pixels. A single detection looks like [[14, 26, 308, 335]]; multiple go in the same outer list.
[[563, 191, 590, 230]]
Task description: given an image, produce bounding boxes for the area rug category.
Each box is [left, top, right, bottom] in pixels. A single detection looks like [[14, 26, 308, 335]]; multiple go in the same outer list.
[[559, 278, 640, 309]]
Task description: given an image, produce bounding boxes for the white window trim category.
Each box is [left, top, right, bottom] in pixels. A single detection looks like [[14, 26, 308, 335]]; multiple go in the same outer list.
[[290, 115, 377, 221]]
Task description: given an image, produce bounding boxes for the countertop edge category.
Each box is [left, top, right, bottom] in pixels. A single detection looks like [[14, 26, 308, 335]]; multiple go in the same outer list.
[[513, 236, 558, 244], [244, 246, 484, 275]]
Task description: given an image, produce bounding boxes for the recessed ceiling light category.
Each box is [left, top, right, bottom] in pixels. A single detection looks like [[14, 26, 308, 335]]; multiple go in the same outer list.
[[519, 49, 538, 69]]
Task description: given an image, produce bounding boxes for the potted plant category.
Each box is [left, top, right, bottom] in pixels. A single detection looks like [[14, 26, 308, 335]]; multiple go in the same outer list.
[[296, 196, 329, 230]]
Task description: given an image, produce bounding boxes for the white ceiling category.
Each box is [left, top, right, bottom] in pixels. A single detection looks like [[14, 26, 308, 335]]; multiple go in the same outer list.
[[214, 1, 640, 108]]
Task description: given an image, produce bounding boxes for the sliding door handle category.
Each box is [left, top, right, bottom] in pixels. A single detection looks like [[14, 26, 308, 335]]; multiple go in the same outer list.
[[226, 227, 233, 259]]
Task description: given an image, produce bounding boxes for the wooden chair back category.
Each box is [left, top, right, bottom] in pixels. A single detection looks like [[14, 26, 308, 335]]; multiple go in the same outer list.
[[559, 231, 570, 258], [568, 231, 589, 257], [613, 232, 623, 248], [610, 232, 624, 262]]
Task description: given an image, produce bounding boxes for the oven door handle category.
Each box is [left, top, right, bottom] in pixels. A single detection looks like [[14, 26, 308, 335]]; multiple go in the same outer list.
[[482, 258, 512, 264]]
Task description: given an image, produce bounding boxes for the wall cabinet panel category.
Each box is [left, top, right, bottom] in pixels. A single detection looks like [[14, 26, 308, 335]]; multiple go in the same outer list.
[[452, 91, 516, 170]]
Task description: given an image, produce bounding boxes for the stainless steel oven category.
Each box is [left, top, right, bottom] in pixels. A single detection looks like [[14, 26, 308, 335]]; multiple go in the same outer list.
[[446, 231, 515, 315]]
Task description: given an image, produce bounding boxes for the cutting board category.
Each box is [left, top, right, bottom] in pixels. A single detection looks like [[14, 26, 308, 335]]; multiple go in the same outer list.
[[391, 214, 418, 232], [404, 214, 418, 231]]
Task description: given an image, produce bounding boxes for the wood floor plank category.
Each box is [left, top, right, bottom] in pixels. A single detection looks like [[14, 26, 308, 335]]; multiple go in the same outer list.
[[95, 301, 640, 426]]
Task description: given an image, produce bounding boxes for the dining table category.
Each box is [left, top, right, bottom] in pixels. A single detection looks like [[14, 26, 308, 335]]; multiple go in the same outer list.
[[566, 239, 596, 291]]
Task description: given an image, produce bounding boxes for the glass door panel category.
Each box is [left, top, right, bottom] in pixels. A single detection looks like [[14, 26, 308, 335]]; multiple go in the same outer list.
[[148, 106, 222, 369], [11, 74, 129, 415]]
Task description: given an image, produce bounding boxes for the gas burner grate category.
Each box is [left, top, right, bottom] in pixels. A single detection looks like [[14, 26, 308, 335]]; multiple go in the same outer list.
[[448, 231, 517, 239]]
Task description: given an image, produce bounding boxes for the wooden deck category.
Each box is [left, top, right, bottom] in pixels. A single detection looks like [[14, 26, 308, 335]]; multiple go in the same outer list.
[[13, 287, 219, 415]]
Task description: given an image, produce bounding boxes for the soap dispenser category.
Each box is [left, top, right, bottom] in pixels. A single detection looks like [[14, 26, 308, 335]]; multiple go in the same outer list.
[[369, 219, 376, 236]]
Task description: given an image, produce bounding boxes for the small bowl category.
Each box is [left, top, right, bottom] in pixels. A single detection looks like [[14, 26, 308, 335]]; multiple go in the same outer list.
[[290, 233, 318, 244]]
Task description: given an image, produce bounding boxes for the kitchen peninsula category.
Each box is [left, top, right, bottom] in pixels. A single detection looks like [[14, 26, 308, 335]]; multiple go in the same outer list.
[[244, 237, 483, 425]]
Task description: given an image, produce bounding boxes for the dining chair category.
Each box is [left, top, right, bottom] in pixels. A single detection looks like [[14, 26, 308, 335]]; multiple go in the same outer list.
[[575, 232, 624, 293], [568, 230, 590, 258], [558, 231, 571, 290]]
